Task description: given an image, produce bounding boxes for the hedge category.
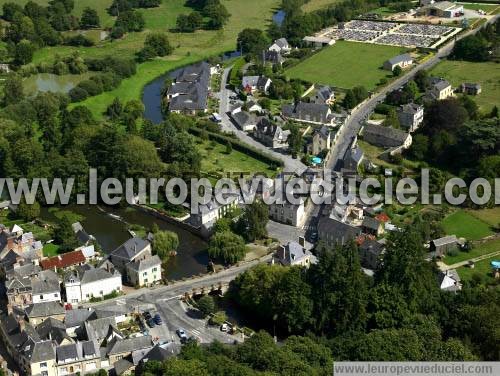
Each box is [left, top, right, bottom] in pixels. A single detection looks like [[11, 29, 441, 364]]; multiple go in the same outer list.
[[187, 126, 284, 168]]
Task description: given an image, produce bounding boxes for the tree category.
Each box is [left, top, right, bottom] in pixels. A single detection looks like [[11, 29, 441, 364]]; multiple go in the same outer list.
[[54, 213, 79, 252], [13, 39, 35, 65], [16, 199, 40, 221], [237, 28, 269, 55], [197, 295, 215, 317], [143, 33, 173, 56], [152, 230, 179, 260], [287, 123, 302, 157], [393, 65, 402, 77], [3, 74, 24, 106], [237, 201, 268, 242], [414, 69, 429, 91], [353, 85, 368, 103], [208, 231, 246, 264], [176, 11, 203, 32], [343, 89, 357, 109], [2, 2, 23, 22], [225, 140, 232, 154], [451, 34, 489, 62], [80, 7, 100, 28], [106, 97, 123, 119], [204, 0, 230, 30], [403, 80, 418, 101], [489, 105, 498, 118], [115, 10, 145, 32], [383, 108, 400, 129]]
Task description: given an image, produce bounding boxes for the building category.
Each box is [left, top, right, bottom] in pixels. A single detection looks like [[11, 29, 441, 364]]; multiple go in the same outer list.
[[241, 76, 272, 95], [361, 123, 412, 149], [231, 111, 259, 132], [254, 117, 290, 149], [106, 335, 153, 365], [109, 237, 152, 275], [6, 269, 60, 308], [459, 82, 481, 95], [397, 103, 424, 132], [31, 271, 61, 304], [20, 339, 57, 376], [273, 241, 317, 267], [430, 235, 458, 257], [361, 217, 384, 237], [40, 250, 86, 271], [282, 102, 333, 125], [166, 61, 211, 114], [428, 77, 453, 100], [64, 264, 122, 303], [0, 224, 43, 267], [359, 239, 385, 270], [383, 54, 413, 71], [310, 126, 331, 155], [343, 140, 364, 171], [417, 1, 463, 18], [263, 50, 285, 66], [55, 340, 101, 375], [438, 269, 462, 292], [269, 199, 306, 227], [190, 194, 240, 231], [126, 255, 162, 287], [312, 85, 335, 105], [25, 301, 66, 325], [317, 216, 361, 247], [268, 38, 291, 54], [302, 35, 335, 48]]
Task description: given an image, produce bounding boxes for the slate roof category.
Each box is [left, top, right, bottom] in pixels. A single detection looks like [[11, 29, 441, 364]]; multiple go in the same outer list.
[[66, 264, 120, 285], [432, 235, 457, 247], [31, 274, 60, 295], [359, 239, 384, 257], [231, 111, 258, 129], [169, 83, 208, 112], [138, 343, 180, 364], [126, 255, 161, 272], [318, 217, 361, 244], [398, 103, 422, 115], [362, 216, 382, 231], [114, 358, 134, 375], [314, 85, 334, 103], [430, 77, 451, 91], [36, 317, 70, 345], [314, 125, 330, 140], [362, 123, 410, 147], [64, 308, 96, 328], [111, 238, 150, 261], [84, 317, 117, 341], [23, 339, 55, 363], [107, 335, 152, 355], [255, 117, 289, 141], [274, 38, 289, 48], [279, 241, 317, 265], [25, 302, 65, 318], [282, 102, 331, 124], [386, 53, 412, 65], [263, 50, 284, 65]]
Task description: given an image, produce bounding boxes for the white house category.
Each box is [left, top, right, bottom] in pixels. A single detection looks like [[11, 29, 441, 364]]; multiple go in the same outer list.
[[273, 241, 317, 268], [64, 265, 122, 303], [268, 38, 291, 54], [269, 199, 306, 227], [383, 54, 413, 71], [126, 255, 162, 287], [31, 270, 61, 304], [397, 103, 424, 132]]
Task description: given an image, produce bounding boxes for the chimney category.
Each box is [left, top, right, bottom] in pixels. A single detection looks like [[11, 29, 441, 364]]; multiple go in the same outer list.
[[298, 236, 305, 248]]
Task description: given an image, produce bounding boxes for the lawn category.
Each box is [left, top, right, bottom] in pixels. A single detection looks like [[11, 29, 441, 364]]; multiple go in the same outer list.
[[444, 238, 500, 265], [43, 243, 61, 257], [196, 139, 277, 176], [458, 2, 500, 14], [467, 207, 500, 228], [457, 254, 499, 285], [286, 41, 408, 90], [429, 60, 500, 114], [301, 0, 341, 12], [358, 140, 418, 172], [441, 209, 494, 240]]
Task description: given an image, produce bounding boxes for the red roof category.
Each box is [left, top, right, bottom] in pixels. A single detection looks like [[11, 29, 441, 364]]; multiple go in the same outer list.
[[375, 213, 390, 223], [40, 250, 86, 270]]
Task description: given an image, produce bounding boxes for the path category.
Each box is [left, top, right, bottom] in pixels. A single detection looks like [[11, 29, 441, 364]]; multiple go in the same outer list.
[[438, 250, 500, 271]]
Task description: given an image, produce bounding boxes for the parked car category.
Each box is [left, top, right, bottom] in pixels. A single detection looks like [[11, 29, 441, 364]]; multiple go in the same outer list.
[[220, 323, 229, 332], [176, 328, 188, 342], [147, 318, 156, 328], [153, 313, 162, 325]]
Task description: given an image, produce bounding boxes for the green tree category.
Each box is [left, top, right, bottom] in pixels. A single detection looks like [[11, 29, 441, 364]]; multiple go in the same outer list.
[[152, 230, 180, 260], [80, 7, 100, 28], [16, 199, 41, 221], [197, 295, 215, 317], [403, 80, 418, 101], [143, 33, 173, 57], [237, 201, 268, 242], [225, 140, 232, 154], [393, 65, 402, 77], [13, 39, 35, 65], [3, 74, 24, 106], [54, 213, 78, 252], [106, 97, 123, 119], [237, 28, 269, 55], [383, 108, 400, 129], [343, 89, 357, 109], [287, 123, 303, 157], [208, 231, 246, 264]]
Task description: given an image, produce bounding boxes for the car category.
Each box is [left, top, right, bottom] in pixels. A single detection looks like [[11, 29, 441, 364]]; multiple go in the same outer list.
[[153, 313, 162, 325], [220, 323, 229, 332], [176, 328, 188, 341], [147, 318, 156, 328], [143, 311, 152, 320]]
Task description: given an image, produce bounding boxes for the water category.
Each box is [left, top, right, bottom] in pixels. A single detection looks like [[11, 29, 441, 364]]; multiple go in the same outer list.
[[273, 10, 286, 26], [24, 73, 85, 95], [40, 205, 208, 281]]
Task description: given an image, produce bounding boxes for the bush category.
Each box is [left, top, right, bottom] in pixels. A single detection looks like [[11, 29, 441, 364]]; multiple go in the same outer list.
[[64, 34, 94, 47], [77, 79, 103, 96], [69, 87, 89, 102], [110, 26, 125, 39]]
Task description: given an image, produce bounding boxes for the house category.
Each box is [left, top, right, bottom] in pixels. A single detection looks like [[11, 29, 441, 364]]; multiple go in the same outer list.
[[106, 335, 152, 365], [25, 301, 66, 325], [273, 241, 317, 267], [361, 123, 412, 149], [430, 235, 458, 258], [459, 82, 481, 95], [40, 250, 86, 271], [109, 237, 152, 275], [343, 141, 364, 171], [358, 239, 385, 270], [263, 50, 285, 66], [190, 194, 240, 231], [0, 224, 43, 266], [313, 85, 335, 105], [6, 269, 60, 308], [268, 38, 291, 54], [37, 318, 72, 346], [126, 255, 162, 287], [310, 126, 331, 155], [31, 270, 61, 304], [64, 264, 122, 303], [166, 61, 211, 115], [231, 111, 259, 132], [361, 217, 384, 237], [269, 199, 306, 227], [135, 343, 180, 375], [244, 100, 263, 113], [428, 77, 453, 100], [317, 216, 362, 247], [241, 76, 272, 95], [383, 54, 413, 71], [282, 102, 333, 125], [417, 1, 463, 18], [397, 103, 424, 132], [19, 339, 57, 376], [55, 340, 101, 376], [302, 35, 335, 48], [71, 222, 93, 245], [438, 269, 462, 292], [254, 117, 290, 149]]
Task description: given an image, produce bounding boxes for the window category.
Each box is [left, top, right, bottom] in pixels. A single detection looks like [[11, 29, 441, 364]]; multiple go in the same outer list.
[[40, 362, 47, 368], [152, 267, 157, 272], [142, 272, 147, 276], [100, 290, 103, 295], [42, 372, 48, 376], [54, 293, 58, 297], [40, 294, 44, 300]]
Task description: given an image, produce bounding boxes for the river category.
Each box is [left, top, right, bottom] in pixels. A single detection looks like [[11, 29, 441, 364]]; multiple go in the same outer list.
[[40, 205, 208, 281]]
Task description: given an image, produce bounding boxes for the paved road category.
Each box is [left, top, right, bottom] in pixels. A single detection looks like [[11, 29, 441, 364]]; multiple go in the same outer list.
[[218, 67, 307, 174], [326, 15, 500, 172]]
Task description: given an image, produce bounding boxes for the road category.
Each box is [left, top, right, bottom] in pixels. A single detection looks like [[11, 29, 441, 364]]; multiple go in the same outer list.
[[217, 67, 307, 174], [325, 15, 500, 172]]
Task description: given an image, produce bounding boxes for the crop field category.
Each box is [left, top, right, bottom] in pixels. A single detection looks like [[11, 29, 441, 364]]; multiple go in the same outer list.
[[286, 41, 407, 90]]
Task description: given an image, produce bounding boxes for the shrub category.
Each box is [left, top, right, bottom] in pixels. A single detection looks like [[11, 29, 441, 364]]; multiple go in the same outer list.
[[69, 87, 89, 102], [64, 34, 94, 47]]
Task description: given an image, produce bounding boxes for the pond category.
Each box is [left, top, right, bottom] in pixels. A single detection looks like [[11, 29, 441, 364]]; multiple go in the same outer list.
[[40, 205, 208, 281], [23, 73, 89, 95], [273, 10, 286, 26]]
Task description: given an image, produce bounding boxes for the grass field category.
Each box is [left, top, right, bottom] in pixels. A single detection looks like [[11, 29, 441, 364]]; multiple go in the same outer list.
[[467, 207, 500, 228], [197, 139, 276, 176], [43, 243, 61, 257], [430, 60, 500, 114], [458, 2, 500, 14], [302, 0, 341, 12], [286, 41, 407, 90], [444, 237, 500, 265], [457, 254, 499, 284], [442, 209, 494, 240]]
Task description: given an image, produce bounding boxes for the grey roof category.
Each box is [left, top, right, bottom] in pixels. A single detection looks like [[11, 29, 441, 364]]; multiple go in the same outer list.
[[107, 335, 152, 355], [345, 145, 364, 164], [314, 125, 330, 140], [231, 111, 258, 129], [398, 103, 422, 115], [432, 235, 457, 247], [23, 339, 55, 363], [264, 50, 284, 64], [386, 53, 412, 65], [282, 102, 331, 123], [363, 123, 410, 146], [56, 343, 78, 362], [36, 317, 70, 345], [461, 82, 481, 89], [126, 255, 162, 272], [114, 358, 134, 375], [84, 317, 117, 341], [429, 77, 451, 91], [360, 239, 384, 256], [315, 85, 334, 103], [280, 241, 316, 265], [362, 216, 381, 231], [25, 302, 65, 318], [111, 237, 150, 261], [64, 308, 96, 328], [169, 82, 208, 112], [274, 38, 289, 48], [31, 274, 60, 295], [67, 264, 120, 284], [6, 263, 41, 279], [138, 343, 180, 364], [174, 61, 210, 84], [318, 217, 361, 244]]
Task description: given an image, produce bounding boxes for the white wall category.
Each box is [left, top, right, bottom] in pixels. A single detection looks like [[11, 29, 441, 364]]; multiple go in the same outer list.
[[32, 291, 61, 304], [80, 275, 122, 301]]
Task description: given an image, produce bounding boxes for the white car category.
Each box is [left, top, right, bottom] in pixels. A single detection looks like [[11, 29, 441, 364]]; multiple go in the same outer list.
[[220, 323, 229, 332], [176, 328, 188, 341]]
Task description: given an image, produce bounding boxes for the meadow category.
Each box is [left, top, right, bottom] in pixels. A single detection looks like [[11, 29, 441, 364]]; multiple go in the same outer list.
[[286, 41, 407, 90], [444, 238, 500, 265], [442, 209, 494, 241], [430, 60, 500, 114], [301, 0, 341, 13]]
